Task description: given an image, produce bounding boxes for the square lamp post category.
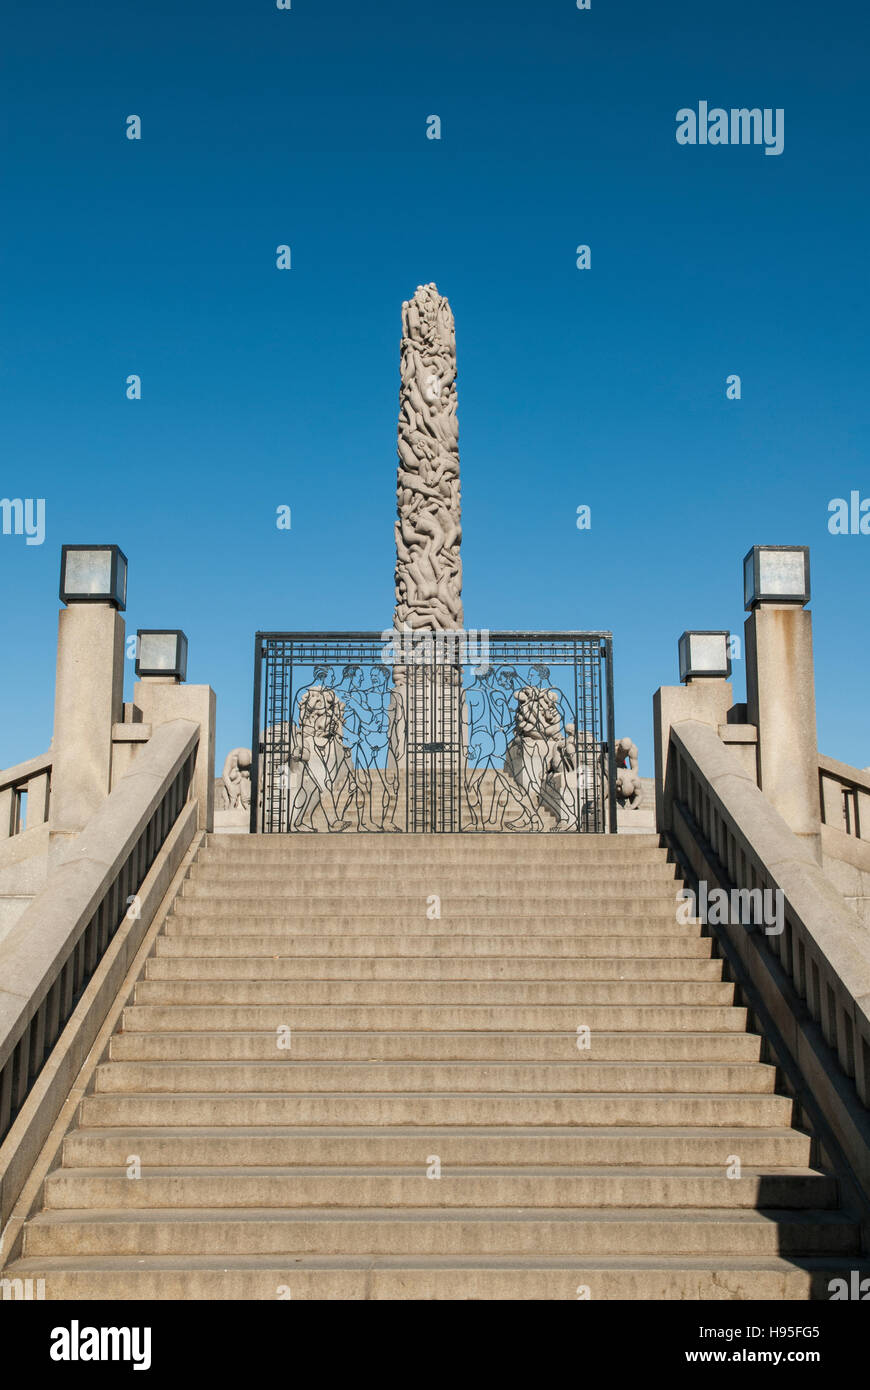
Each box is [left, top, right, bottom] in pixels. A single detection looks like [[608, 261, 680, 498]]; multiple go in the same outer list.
[[135, 630, 188, 681], [59, 545, 127, 609], [678, 630, 731, 684], [743, 545, 810, 611]]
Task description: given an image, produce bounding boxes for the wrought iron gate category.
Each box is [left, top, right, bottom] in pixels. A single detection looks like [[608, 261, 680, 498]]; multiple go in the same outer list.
[[250, 632, 617, 833]]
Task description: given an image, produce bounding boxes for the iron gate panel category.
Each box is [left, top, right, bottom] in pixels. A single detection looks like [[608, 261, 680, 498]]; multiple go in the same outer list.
[[251, 632, 617, 833]]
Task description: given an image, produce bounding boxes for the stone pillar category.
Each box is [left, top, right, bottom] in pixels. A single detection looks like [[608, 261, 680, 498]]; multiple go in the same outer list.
[[394, 282, 462, 633], [391, 284, 464, 781], [745, 605, 822, 861], [48, 604, 125, 857], [134, 679, 216, 832], [653, 680, 733, 835]]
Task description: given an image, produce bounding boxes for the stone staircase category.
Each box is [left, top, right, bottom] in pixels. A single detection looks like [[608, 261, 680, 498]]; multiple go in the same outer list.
[[5, 832, 866, 1299]]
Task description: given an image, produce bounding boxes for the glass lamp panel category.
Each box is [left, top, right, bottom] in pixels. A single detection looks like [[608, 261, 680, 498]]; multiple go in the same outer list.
[[139, 633, 179, 672], [64, 549, 113, 596], [689, 632, 727, 673], [758, 548, 806, 598]]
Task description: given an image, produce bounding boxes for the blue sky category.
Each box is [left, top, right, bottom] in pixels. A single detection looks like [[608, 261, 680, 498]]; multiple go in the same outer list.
[[1, 0, 868, 774]]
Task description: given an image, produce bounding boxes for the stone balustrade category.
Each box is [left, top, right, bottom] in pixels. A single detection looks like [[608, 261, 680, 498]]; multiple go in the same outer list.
[[820, 754, 870, 842], [0, 719, 199, 1235], [0, 752, 52, 840], [666, 717, 870, 1197]]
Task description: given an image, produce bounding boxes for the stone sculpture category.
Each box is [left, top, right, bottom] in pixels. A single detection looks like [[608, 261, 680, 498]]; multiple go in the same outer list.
[[503, 687, 568, 830], [220, 748, 252, 811], [394, 283, 463, 632], [496, 688, 605, 831], [614, 735, 642, 808], [546, 722, 594, 831]]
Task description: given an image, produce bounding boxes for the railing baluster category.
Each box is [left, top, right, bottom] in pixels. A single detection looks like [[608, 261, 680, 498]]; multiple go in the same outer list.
[[839, 1010, 855, 1079], [808, 960, 821, 1022], [28, 1006, 46, 1082], [12, 1032, 31, 1111], [858, 1037, 870, 1108], [0, 1058, 12, 1137], [60, 957, 74, 1021]]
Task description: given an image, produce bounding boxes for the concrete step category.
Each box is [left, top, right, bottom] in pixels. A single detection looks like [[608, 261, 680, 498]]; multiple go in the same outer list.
[[142, 956, 725, 983], [5, 1252, 865, 1300], [178, 890, 679, 913], [131, 979, 737, 1006], [77, 1092, 795, 1128], [5, 813, 857, 1301], [195, 859, 681, 876], [23, 1206, 857, 1258], [193, 861, 673, 878], [166, 912, 695, 934], [121, 1004, 751, 1032], [198, 849, 670, 866], [109, 1030, 763, 1063], [92, 1060, 778, 1096], [42, 1166, 837, 1212], [62, 1124, 814, 1169], [155, 932, 714, 959], [187, 869, 681, 890], [200, 834, 663, 859]]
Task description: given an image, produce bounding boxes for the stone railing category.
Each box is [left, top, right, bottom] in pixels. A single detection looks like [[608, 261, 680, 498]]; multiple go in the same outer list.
[[819, 754, 870, 842], [0, 752, 52, 840], [0, 720, 198, 1185], [665, 718, 870, 1196]]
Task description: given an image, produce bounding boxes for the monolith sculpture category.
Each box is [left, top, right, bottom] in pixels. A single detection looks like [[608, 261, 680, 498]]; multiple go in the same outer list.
[[394, 283, 463, 632], [388, 284, 465, 824]]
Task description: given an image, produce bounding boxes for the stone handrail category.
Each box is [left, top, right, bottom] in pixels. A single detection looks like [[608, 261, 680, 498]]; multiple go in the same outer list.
[[819, 753, 870, 842], [0, 752, 52, 839], [666, 718, 870, 1193], [0, 720, 198, 1149]]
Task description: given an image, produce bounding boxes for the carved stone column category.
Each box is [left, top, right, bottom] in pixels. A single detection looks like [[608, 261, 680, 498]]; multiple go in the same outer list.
[[394, 282, 463, 633], [390, 285, 465, 818]]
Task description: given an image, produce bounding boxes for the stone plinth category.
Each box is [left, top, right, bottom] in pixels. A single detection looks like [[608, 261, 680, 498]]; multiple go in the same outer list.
[[653, 680, 733, 835], [134, 681, 216, 832]]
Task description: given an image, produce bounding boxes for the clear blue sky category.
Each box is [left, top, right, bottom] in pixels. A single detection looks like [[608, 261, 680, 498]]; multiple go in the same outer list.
[[1, 0, 868, 774]]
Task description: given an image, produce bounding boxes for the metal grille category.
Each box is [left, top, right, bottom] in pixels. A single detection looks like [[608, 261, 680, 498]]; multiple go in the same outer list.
[[251, 632, 616, 833]]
